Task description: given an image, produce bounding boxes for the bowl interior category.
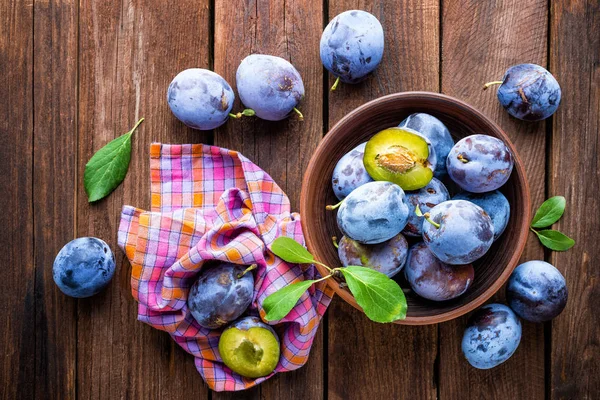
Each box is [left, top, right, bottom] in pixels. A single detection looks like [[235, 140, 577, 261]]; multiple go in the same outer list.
[[300, 92, 530, 325]]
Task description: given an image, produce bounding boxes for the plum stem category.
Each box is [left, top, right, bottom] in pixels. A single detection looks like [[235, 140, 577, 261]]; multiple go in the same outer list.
[[293, 107, 304, 121], [326, 199, 344, 211], [237, 263, 257, 278], [229, 109, 256, 119], [415, 205, 440, 229], [332, 236, 339, 249], [457, 153, 469, 163], [483, 80, 503, 90], [330, 77, 341, 91]]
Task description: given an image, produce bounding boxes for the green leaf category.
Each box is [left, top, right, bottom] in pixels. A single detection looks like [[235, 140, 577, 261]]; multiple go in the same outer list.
[[531, 196, 566, 228], [341, 266, 407, 323], [271, 237, 315, 264], [84, 118, 144, 202], [263, 280, 316, 321], [533, 229, 575, 251]]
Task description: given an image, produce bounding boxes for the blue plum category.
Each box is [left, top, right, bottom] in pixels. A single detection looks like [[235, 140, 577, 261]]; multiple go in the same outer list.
[[402, 178, 450, 237], [53, 237, 115, 298], [453, 190, 510, 241], [462, 304, 522, 369], [335, 181, 409, 244], [167, 68, 235, 130], [332, 142, 374, 200], [485, 63, 561, 121], [422, 200, 494, 265], [337, 233, 408, 278], [236, 54, 305, 121], [398, 113, 454, 178], [405, 242, 474, 301], [320, 10, 384, 88], [506, 261, 568, 322], [447, 134, 514, 193], [187, 263, 254, 329]]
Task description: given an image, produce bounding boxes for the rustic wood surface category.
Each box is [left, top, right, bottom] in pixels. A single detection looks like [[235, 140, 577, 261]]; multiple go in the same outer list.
[[0, 0, 597, 399]]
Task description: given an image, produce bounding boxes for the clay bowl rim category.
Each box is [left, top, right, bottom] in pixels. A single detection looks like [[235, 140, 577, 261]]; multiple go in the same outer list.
[[300, 91, 531, 326]]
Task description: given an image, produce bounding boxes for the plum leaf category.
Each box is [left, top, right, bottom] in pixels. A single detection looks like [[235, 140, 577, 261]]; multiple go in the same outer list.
[[533, 229, 575, 251], [531, 196, 566, 228], [84, 118, 144, 202], [263, 280, 315, 321], [270, 237, 315, 264], [341, 266, 407, 323]]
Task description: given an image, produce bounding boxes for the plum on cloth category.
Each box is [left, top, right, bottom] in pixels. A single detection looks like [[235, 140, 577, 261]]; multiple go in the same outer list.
[[118, 143, 333, 391]]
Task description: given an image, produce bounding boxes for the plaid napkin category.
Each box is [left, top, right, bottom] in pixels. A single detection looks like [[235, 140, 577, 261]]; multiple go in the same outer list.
[[117, 143, 333, 391]]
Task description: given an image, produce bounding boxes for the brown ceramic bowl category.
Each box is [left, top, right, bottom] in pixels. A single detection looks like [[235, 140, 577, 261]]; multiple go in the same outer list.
[[300, 92, 530, 325]]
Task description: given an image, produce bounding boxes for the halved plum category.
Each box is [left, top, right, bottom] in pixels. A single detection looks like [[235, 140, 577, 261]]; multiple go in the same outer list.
[[364, 127, 436, 190]]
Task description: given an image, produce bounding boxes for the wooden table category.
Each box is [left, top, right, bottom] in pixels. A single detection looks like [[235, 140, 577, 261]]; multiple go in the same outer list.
[[1, 0, 598, 398]]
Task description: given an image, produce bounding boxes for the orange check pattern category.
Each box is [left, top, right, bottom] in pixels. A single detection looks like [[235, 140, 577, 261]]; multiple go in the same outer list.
[[118, 143, 333, 391]]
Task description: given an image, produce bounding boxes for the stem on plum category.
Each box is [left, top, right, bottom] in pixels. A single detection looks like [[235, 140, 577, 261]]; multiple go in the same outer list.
[[483, 80, 503, 90], [330, 76, 341, 91], [415, 205, 440, 229], [293, 107, 304, 121], [326, 199, 344, 211], [457, 153, 469, 163], [229, 109, 256, 119], [237, 263, 258, 278], [332, 236, 339, 249]]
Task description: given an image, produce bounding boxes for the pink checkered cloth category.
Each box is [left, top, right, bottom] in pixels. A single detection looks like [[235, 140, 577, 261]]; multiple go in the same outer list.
[[117, 143, 333, 391]]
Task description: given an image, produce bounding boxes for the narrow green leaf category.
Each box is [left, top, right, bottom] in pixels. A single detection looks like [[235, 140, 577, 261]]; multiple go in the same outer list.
[[533, 229, 575, 251], [271, 237, 315, 264], [531, 196, 566, 228], [84, 118, 144, 202], [341, 266, 407, 323], [263, 280, 316, 321]]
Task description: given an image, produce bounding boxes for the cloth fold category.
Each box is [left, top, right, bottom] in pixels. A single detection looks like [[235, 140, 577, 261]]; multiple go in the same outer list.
[[117, 143, 333, 391]]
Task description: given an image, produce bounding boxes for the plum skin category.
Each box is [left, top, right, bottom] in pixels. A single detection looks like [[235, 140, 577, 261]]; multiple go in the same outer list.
[[332, 142, 374, 200], [236, 54, 304, 121], [402, 178, 450, 237], [506, 260, 568, 322], [399, 113, 454, 178], [320, 10, 384, 84], [462, 303, 522, 369], [453, 190, 510, 241], [53, 237, 116, 298], [404, 242, 474, 301], [338, 233, 408, 278], [167, 69, 234, 130], [187, 263, 254, 329], [422, 200, 494, 265], [447, 134, 514, 193], [337, 181, 409, 244], [496, 64, 561, 121]]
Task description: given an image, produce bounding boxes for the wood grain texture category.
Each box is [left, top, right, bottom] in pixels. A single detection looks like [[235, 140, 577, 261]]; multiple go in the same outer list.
[[213, 0, 325, 398], [77, 1, 211, 398], [0, 0, 34, 398], [440, 0, 547, 398], [325, 1, 439, 399], [549, 1, 599, 398]]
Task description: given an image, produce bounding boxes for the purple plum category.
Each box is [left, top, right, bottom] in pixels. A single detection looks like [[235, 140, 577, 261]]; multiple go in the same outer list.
[[453, 190, 510, 241], [337, 233, 408, 278], [332, 142, 374, 200]]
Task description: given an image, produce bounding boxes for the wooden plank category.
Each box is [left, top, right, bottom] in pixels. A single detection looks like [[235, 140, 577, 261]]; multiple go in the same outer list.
[[77, 0, 212, 398], [212, 0, 325, 398], [439, 0, 547, 398], [549, 1, 599, 398], [0, 0, 34, 398], [326, 2, 439, 399]]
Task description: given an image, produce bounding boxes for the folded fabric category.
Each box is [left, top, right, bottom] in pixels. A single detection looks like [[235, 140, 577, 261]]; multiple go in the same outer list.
[[117, 143, 333, 391]]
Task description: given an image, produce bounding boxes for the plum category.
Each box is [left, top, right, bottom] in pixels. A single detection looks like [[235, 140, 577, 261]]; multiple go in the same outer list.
[[332, 142, 374, 200], [421, 200, 494, 265], [187, 263, 255, 329], [364, 127, 437, 191], [506, 260, 568, 322], [236, 54, 304, 121], [402, 178, 450, 237], [167, 68, 235, 130], [218, 316, 280, 378], [398, 113, 454, 178], [453, 190, 510, 241], [53, 237, 115, 298], [333, 181, 409, 244], [447, 134, 514, 193], [405, 242, 474, 301], [462, 304, 521, 369], [484, 63, 561, 121], [320, 10, 384, 90], [337, 233, 408, 278]]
